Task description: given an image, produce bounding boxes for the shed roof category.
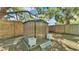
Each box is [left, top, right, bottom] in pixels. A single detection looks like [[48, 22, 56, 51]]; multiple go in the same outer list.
[[23, 19, 48, 24]]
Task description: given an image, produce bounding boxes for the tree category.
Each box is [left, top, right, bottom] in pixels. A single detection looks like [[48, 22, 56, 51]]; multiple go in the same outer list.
[[35, 7, 78, 24], [0, 7, 79, 24], [62, 7, 77, 24], [35, 7, 63, 22], [0, 7, 9, 19]]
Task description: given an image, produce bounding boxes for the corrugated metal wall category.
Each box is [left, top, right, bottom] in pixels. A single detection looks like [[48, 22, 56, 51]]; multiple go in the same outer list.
[[36, 22, 48, 39], [24, 22, 35, 38], [24, 21, 48, 39]]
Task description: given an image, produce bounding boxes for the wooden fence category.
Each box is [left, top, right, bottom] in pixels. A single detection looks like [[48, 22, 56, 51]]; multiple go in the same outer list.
[[0, 20, 23, 39], [49, 24, 79, 35]]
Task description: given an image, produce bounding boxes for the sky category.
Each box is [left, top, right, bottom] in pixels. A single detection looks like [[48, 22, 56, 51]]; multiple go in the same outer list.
[[26, 7, 56, 25], [47, 17, 56, 25]]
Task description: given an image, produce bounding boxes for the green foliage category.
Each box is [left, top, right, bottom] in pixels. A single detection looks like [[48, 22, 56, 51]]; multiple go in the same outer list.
[[35, 7, 79, 24], [55, 14, 64, 23], [73, 7, 79, 16], [1, 7, 79, 24], [35, 7, 64, 23]]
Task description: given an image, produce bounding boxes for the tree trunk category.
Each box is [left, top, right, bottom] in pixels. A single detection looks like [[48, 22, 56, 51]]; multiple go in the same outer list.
[[0, 8, 9, 19], [64, 19, 70, 24]]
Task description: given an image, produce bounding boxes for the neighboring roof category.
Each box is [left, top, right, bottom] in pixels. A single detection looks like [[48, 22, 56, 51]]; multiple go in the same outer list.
[[23, 19, 48, 24]]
